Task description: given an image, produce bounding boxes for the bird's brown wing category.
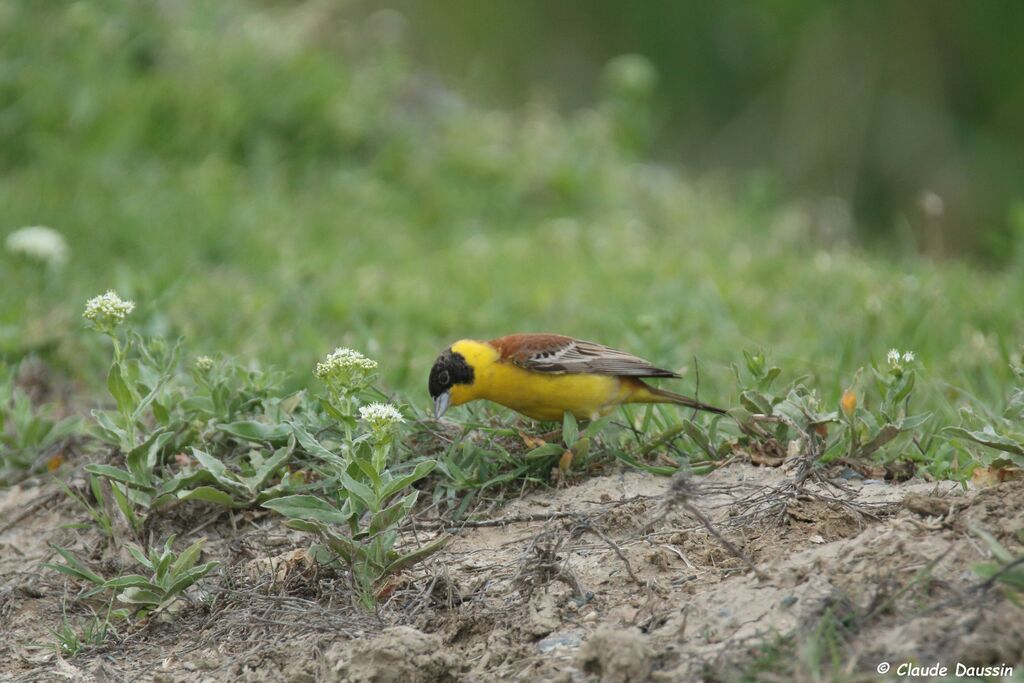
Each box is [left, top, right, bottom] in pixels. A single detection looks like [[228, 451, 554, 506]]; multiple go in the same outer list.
[[488, 334, 679, 377]]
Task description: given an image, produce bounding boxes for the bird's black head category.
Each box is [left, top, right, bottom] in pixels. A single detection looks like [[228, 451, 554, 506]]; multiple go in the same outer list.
[[428, 348, 474, 418], [428, 348, 474, 398]]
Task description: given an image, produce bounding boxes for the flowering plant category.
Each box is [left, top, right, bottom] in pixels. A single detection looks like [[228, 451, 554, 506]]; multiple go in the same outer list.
[[263, 349, 444, 609], [5, 226, 68, 267], [315, 347, 378, 440]]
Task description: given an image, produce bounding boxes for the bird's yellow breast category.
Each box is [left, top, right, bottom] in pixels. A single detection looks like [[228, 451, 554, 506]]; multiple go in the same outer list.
[[448, 339, 634, 421]]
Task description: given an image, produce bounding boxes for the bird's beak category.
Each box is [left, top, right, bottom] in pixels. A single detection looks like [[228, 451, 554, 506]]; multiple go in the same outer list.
[[433, 391, 452, 420]]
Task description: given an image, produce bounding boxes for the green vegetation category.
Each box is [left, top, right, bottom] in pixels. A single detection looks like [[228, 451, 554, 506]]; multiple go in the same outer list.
[[391, 1, 1024, 260], [44, 535, 219, 613], [972, 527, 1024, 606], [2, 1, 1021, 412], [48, 598, 124, 658], [1, 362, 80, 485]]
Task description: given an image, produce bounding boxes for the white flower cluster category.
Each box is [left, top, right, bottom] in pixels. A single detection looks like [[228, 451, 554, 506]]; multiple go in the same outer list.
[[83, 290, 135, 329], [359, 402, 405, 431], [314, 347, 378, 388], [5, 226, 68, 266], [887, 348, 916, 369], [194, 356, 215, 372]]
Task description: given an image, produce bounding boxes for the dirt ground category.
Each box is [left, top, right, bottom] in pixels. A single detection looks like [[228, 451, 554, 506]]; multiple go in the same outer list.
[[2, 458, 1022, 682]]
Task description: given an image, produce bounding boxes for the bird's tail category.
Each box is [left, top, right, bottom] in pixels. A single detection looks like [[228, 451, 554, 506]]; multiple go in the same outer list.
[[640, 384, 727, 415]]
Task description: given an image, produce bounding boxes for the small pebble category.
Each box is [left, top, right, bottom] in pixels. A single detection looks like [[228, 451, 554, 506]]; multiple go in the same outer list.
[[538, 630, 584, 653]]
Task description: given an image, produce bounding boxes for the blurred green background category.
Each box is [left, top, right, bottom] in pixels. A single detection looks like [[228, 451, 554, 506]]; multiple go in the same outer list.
[[388, 0, 1024, 260], [1, 0, 1021, 417]]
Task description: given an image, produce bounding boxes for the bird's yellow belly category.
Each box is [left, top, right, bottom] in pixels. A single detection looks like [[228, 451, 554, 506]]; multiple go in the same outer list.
[[480, 364, 629, 421]]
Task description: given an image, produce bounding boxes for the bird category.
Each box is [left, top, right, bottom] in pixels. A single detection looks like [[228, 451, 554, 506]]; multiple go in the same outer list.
[[428, 333, 726, 422]]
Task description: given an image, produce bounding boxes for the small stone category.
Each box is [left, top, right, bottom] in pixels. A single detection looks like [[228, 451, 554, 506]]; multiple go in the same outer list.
[[538, 630, 584, 653]]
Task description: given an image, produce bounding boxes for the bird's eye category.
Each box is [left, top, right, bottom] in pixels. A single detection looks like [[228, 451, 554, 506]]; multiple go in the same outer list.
[[438, 370, 450, 385]]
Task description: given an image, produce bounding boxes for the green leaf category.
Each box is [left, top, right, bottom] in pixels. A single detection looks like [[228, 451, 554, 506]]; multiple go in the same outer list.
[[107, 363, 135, 416], [165, 561, 219, 597], [102, 575, 161, 591], [126, 430, 173, 484], [852, 425, 901, 460], [126, 544, 154, 571], [290, 422, 347, 468], [279, 391, 304, 415], [285, 520, 360, 565], [217, 421, 291, 444], [971, 526, 1015, 563], [340, 472, 378, 512], [170, 538, 206, 576], [44, 546, 105, 586], [739, 390, 773, 416], [84, 464, 154, 491], [354, 456, 383, 489], [380, 460, 436, 499], [190, 448, 244, 493], [314, 396, 340, 421], [122, 483, 154, 509], [285, 519, 320, 534], [562, 412, 578, 447], [524, 442, 564, 460], [319, 530, 359, 564], [946, 426, 1024, 458], [760, 366, 782, 391], [890, 371, 916, 406], [898, 412, 932, 431], [440, 453, 467, 483], [130, 345, 182, 424], [369, 492, 417, 536], [262, 495, 352, 524], [581, 416, 613, 439], [775, 393, 809, 427], [110, 482, 142, 532], [47, 416, 82, 445], [154, 544, 174, 582], [157, 469, 217, 496], [179, 396, 215, 415], [571, 436, 590, 461], [177, 486, 242, 508], [614, 450, 677, 476], [743, 349, 765, 378], [726, 406, 756, 430], [306, 543, 341, 566], [681, 420, 716, 459], [88, 475, 105, 507], [151, 400, 170, 426], [117, 588, 164, 605], [383, 534, 450, 576], [245, 444, 292, 492], [90, 409, 126, 443]]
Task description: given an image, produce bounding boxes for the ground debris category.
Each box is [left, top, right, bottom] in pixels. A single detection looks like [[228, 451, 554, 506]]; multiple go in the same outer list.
[[327, 626, 460, 683], [4, 465, 1024, 682], [578, 626, 652, 683]]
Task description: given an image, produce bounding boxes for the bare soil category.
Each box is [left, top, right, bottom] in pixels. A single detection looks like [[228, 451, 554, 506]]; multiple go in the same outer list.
[[2, 460, 1022, 682]]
